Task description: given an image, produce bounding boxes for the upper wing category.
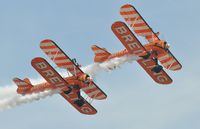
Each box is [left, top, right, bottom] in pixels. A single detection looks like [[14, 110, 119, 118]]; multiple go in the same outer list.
[[120, 4, 158, 42], [111, 21, 146, 55], [31, 57, 69, 89], [40, 39, 82, 76], [40, 39, 107, 100], [120, 4, 182, 71], [60, 92, 97, 115], [137, 58, 173, 84]]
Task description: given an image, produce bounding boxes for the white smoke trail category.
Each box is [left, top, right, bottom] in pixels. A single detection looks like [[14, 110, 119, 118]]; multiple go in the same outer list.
[[0, 55, 139, 111], [0, 78, 60, 111], [83, 55, 140, 78], [0, 86, 16, 99], [0, 89, 60, 111]]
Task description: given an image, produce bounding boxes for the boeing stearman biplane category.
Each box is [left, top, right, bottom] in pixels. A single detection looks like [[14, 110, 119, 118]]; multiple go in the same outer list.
[[91, 4, 182, 84], [13, 39, 107, 115]]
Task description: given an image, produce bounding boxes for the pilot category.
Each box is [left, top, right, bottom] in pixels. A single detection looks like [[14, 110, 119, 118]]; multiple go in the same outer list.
[[78, 74, 91, 85], [140, 40, 170, 60]]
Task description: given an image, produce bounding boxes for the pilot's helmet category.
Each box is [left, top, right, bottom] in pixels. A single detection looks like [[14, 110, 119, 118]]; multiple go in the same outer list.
[[79, 74, 90, 81]]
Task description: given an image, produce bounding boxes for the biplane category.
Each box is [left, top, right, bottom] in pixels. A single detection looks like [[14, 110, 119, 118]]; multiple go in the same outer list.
[[13, 39, 107, 115], [91, 4, 182, 84]]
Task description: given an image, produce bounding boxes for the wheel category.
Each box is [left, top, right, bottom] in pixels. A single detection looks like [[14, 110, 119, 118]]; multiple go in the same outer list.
[[74, 99, 85, 107], [63, 87, 72, 94], [151, 65, 163, 73]]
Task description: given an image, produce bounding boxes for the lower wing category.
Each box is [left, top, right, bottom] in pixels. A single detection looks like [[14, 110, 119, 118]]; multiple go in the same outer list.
[[137, 58, 173, 84], [60, 92, 97, 115]]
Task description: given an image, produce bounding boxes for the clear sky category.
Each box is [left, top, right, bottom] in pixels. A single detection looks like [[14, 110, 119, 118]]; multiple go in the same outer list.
[[0, 0, 200, 129]]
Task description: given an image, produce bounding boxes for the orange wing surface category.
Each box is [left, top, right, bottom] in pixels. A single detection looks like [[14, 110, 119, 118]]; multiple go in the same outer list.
[[40, 40, 82, 76], [137, 58, 172, 84], [40, 39, 107, 100], [120, 4, 182, 71], [60, 93, 97, 115], [31, 57, 97, 115], [112, 21, 172, 84], [31, 57, 69, 89], [120, 4, 158, 42], [112, 21, 146, 55]]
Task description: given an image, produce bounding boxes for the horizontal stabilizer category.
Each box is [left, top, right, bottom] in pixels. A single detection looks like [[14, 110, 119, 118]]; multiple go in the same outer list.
[[91, 45, 111, 62], [13, 78, 33, 94], [23, 78, 32, 84]]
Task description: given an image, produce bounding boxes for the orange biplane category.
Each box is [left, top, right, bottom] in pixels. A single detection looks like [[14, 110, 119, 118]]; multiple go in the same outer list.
[[91, 4, 182, 84], [13, 39, 107, 115]]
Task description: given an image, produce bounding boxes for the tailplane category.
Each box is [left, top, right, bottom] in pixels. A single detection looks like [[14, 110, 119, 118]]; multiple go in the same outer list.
[[13, 78, 33, 94], [91, 45, 111, 62]]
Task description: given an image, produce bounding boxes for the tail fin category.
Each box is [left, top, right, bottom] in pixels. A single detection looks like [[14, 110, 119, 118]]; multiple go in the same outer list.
[[23, 78, 32, 84], [13, 78, 33, 94], [91, 45, 111, 62]]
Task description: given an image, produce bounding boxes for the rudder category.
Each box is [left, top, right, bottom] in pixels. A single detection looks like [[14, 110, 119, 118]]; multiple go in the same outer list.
[[13, 78, 33, 94], [91, 45, 111, 62]]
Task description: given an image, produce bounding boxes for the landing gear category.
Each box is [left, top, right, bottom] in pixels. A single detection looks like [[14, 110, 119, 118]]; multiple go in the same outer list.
[[63, 87, 72, 94], [74, 90, 85, 107], [63, 85, 85, 107], [151, 65, 163, 73], [151, 57, 163, 73], [64, 85, 79, 95], [74, 99, 85, 107]]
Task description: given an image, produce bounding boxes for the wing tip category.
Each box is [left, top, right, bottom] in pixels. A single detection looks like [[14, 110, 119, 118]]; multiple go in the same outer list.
[[40, 39, 54, 44], [31, 57, 46, 66], [121, 4, 132, 9], [111, 21, 126, 30], [13, 77, 20, 82]]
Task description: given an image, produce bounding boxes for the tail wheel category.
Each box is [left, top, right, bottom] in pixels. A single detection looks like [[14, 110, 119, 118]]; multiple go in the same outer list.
[[151, 65, 163, 73]]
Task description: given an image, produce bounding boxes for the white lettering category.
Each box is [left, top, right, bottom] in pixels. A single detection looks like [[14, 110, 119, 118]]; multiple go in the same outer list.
[[153, 72, 168, 83], [35, 62, 47, 69], [49, 76, 62, 84], [115, 26, 127, 34], [141, 59, 169, 83], [122, 34, 134, 42], [55, 83, 66, 87], [127, 42, 141, 50], [42, 69, 54, 77], [35, 61, 67, 88], [81, 106, 93, 113], [141, 59, 152, 66]]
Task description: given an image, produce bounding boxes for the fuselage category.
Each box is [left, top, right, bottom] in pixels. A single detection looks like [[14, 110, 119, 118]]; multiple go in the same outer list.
[[104, 41, 169, 62], [17, 76, 88, 94]]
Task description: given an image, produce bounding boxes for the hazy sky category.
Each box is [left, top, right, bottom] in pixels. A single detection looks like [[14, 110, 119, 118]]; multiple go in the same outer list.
[[0, 0, 200, 129]]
